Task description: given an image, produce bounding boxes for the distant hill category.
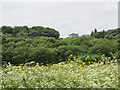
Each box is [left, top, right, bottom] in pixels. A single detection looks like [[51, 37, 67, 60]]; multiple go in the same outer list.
[[1, 25, 60, 39]]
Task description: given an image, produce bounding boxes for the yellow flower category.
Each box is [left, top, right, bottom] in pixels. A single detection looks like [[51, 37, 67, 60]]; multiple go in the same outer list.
[[64, 66, 66, 69], [70, 60, 73, 63], [94, 59, 96, 61], [55, 75, 57, 77], [82, 62, 86, 65], [67, 61, 70, 63], [70, 54, 73, 56], [79, 72, 82, 75], [92, 61, 94, 64], [74, 63, 77, 65], [77, 70, 79, 72], [41, 63, 43, 64], [73, 58, 76, 61], [86, 56, 89, 59], [68, 78, 71, 80], [79, 57, 80, 59], [59, 66, 62, 69], [68, 59, 70, 61], [71, 71, 74, 74], [88, 61, 91, 64], [80, 67, 83, 69], [59, 67, 61, 69]]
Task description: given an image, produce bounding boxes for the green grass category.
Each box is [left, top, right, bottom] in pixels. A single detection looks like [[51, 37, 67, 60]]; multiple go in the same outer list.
[[1, 59, 118, 88]]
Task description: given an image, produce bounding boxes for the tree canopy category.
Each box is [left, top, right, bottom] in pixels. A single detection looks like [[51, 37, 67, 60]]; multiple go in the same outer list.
[[1, 26, 119, 65]]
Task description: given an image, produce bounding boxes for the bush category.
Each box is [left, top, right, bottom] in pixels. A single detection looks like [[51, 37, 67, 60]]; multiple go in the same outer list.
[[57, 45, 87, 61], [76, 54, 111, 65], [29, 47, 58, 64], [115, 51, 120, 59], [90, 38, 117, 57]]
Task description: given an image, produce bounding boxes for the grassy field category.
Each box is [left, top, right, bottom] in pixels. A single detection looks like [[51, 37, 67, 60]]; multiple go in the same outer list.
[[1, 59, 118, 88]]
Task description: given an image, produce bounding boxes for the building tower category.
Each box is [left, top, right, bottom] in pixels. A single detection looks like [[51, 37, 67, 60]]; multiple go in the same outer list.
[[69, 33, 78, 38]]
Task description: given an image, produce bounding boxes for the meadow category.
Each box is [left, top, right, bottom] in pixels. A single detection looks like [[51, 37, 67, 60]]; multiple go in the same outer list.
[[1, 56, 118, 88]]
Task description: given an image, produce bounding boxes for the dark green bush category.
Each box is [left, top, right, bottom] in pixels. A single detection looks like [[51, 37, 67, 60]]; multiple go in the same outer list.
[[90, 38, 117, 57], [57, 45, 87, 61], [115, 51, 120, 59], [29, 47, 58, 64]]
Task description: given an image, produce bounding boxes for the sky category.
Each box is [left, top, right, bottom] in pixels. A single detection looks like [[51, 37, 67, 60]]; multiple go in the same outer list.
[[0, 0, 118, 38]]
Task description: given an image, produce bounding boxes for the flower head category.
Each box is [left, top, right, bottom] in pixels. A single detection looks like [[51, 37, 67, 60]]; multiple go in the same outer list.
[[70, 61, 73, 63], [70, 54, 73, 57], [68, 78, 71, 80], [80, 67, 83, 69], [82, 62, 86, 65], [88, 61, 91, 64]]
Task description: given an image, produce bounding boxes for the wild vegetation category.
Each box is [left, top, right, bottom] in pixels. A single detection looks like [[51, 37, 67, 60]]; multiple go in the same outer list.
[[0, 25, 119, 88], [1, 55, 118, 88]]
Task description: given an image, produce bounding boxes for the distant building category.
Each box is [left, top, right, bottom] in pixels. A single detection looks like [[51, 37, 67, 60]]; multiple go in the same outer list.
[[69, 33, 78, 38]]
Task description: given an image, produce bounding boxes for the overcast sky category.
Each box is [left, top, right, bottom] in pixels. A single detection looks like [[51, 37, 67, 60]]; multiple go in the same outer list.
[[0, 0, 118, 38]]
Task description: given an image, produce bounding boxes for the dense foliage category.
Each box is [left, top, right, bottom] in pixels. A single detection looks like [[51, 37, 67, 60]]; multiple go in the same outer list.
[[1, 26, 119, 65]]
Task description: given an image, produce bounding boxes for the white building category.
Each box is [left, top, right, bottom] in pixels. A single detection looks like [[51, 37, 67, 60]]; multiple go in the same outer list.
[[69, 33, 78, 38]]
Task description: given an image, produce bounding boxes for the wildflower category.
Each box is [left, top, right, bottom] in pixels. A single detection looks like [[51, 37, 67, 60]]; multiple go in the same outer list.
[[70, 61, 73, 63], [74, 63, 77, 65], [73, 57, 76, 60], [68, 59, 70, 61], [64, 66, 66, 69], [82, 62, 86, 65], [68, 78, 71, 80], [77, 70, 79, 72], [94, 59, 96, 61], [88, 61, 91, 64], [41, 63, 43, 65], [67, 61, 70, 63], [70, 54, 73, 57], [80, 67, 83, 69], [92, 61, 94, 64], [59, 66, 62, 69], [55, 75, 57, 77], [86, 56, 89, 59], [71, 71, 74, 74]]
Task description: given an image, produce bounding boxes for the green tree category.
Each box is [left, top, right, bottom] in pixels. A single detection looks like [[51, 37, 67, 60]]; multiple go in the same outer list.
[[1, 26, 13, 34], [94, 29, 97, 33]]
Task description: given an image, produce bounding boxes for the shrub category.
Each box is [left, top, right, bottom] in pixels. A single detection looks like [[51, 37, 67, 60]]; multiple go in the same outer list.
[[57, 45, 87, 61], [28, 47, 58, 64], [115, 51, 120, 59], [90, 39, 117, 57]]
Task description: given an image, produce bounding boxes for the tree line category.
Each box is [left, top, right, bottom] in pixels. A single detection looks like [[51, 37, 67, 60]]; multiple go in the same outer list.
[[1, 26, 119, 65]]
